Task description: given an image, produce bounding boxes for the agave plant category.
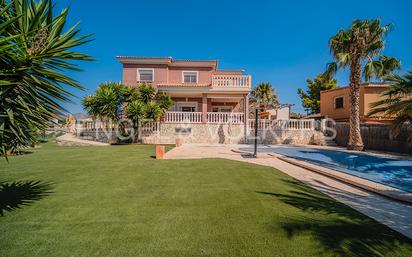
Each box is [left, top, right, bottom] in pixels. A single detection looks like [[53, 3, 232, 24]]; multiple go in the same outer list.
[[368, 71, 412, 143], [324, 19, 400, 151], [0, 0, 92, 156]]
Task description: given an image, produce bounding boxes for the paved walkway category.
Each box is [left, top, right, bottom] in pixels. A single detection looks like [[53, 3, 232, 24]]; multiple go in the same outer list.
[[56, 133, 109, 146], [165, 144, 412, 239]]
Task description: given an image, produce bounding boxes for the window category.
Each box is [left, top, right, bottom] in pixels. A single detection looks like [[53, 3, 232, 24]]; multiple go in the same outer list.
[[181, 106, 196, 112], [220, 107, 232, 113], [175, 102, 198, 112], [183, 71, 198, 83], [137, 69, 154, 82], [212, 106, 233, 112], [334, 96, 344, 109]]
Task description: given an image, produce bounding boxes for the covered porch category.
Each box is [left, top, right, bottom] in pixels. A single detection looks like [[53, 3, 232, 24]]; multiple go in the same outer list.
[[162, 93, 249, 124]]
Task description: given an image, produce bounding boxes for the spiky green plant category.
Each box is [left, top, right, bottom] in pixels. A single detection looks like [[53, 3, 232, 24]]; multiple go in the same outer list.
[[83, 82, 124, 123], [125, 100, 145, 127], [84, 83, 173, 143], [368, 71, 412, 143], [0, 0, 92, 156]]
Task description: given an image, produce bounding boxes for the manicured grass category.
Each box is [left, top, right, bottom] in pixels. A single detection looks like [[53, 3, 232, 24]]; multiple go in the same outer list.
[[1, 143, 411, 257]]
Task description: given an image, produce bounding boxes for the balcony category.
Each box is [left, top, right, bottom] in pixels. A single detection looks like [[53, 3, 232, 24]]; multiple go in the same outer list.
[[164, 111, 245, 124], [211, 74, 251, 88], [164, 112, 203, 123], [156, 74, 251, 90]]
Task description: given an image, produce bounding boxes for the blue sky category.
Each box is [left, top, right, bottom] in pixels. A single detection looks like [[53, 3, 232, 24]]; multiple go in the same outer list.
[[57, 0, 412, 114]]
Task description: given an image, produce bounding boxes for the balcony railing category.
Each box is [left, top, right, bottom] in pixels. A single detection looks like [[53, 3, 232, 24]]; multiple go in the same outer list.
[[163, 111, 245, 124], [207, 112, 244, 124], [164, 112, 203, 123], [249, 119, 315, 130], [211, 75, 251, 88]]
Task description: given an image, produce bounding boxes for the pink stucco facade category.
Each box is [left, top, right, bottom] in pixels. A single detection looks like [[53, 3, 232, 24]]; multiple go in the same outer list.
[[122, 64, 215, 86], [117, 56, 251, 124], [122, 63, 169, 86], [117, 57, 246, 88]]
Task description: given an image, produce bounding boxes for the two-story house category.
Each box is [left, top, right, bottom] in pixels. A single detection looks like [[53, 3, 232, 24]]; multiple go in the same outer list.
[[117, 56, 251, 124], [116, 56, 251, 144]]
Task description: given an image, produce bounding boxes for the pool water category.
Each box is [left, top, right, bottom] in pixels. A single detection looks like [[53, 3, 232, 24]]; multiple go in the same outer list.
[[240, 145, 412, 193]]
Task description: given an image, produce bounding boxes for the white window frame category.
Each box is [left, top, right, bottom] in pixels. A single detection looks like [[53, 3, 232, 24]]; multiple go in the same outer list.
[[334, 96, 344, 109], [182, 71, 198, 83], [175, 102, 198, 112], [137, 68, 154, 82]]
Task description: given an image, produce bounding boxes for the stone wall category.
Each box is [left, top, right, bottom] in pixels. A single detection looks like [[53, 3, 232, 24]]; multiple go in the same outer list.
[[77, 129, 118, 143], [143, 123, 323, 145], [333, 122, 412, 154], [76, 123, 324, 146], [142, 123, 247, 144], [252, 129, 324, 145]]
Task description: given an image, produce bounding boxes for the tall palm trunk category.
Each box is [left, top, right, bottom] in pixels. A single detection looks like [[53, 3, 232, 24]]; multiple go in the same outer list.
[[348, 54, 364, 151]]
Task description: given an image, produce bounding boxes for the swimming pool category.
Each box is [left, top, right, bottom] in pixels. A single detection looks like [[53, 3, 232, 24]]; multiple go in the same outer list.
[[239, 145, 412, 193]]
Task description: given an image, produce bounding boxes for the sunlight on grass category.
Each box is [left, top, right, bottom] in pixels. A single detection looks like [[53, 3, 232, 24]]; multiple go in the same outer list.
[[1, 143, 411, 257]]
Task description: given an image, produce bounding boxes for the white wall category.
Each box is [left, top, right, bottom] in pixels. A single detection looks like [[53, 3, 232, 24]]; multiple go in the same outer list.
[[276, 106, 290, 120]]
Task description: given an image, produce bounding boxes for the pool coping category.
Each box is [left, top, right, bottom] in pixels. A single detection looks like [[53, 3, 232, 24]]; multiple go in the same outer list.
[[250, 144, 412, 161], [271, 153, 412, 204], [231, 148, 412, 204], [292, 144, 412, 161]]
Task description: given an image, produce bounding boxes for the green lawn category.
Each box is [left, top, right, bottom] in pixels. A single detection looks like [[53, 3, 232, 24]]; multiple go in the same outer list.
[[1, 143, 411, 257]]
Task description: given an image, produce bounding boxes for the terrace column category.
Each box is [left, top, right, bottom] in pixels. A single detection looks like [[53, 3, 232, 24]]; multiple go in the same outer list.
[[243, 94, 249, 143], [202, 93, 208, 124]]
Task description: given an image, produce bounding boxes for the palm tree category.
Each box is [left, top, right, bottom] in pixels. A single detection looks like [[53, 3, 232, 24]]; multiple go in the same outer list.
[[155, 92, 174, 114], [0, 0, 92, 156], [125, 85, 172, 123], [125, 100, 145, 128], [85, 83, 173, 142], [324, 19, 400, 151], [138, 83, 157, 104], [368, 70, 412, 143], [83, 82, 124, 124], [143, 102, 163, 120], [250, 82, 279, 111]]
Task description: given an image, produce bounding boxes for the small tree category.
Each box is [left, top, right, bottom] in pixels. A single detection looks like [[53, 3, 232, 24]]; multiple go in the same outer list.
[[298, 74, 337, 114]]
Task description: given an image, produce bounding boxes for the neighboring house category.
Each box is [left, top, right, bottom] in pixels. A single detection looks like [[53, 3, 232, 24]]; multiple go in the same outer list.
[[320, 82, 392, 123], [258, 104, 291, 120], [70, 113, 93, 132], [117, 56, 251, 125]]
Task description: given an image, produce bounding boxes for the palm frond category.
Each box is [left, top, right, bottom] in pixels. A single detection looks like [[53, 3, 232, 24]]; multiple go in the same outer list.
[[322, 62, 338, 80], [1, 0, 92, 156]]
